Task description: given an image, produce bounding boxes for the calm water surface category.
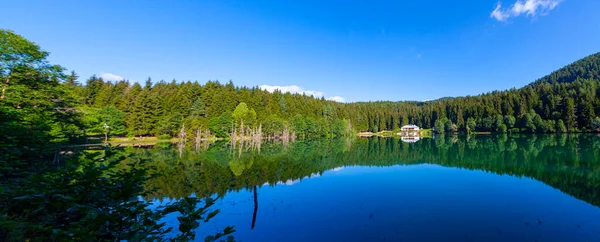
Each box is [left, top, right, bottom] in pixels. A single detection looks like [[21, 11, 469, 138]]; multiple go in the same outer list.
[[132, 134, 600, 241]]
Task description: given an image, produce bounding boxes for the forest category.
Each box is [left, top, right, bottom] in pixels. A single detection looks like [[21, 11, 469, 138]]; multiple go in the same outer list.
[[2, 28, 600, 240], [72, 52, 600, 140], [0, 29, 235, 241]]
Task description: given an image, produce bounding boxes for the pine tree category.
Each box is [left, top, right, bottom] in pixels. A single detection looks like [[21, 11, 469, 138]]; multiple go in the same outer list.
[[65, 71, 79, 86], [578, 98, 595, 130], [563, 98, 576, 131], [190, 97, 206, 118]]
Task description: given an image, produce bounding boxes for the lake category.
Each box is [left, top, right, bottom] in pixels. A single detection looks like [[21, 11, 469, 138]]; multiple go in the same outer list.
[[127, 134, 600, 241]]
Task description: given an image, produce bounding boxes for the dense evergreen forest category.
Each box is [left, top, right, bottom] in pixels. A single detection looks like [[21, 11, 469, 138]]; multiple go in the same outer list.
[[73, 53, 600, 139], [2, 28, 600, 240], [0, 29, 235, 241]]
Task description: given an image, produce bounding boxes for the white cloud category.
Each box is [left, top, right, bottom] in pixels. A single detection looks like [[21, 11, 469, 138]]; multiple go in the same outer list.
[[491, 0, 561, 22], [100, 73, 124, 81], [259, 85, 323, 97], [259, 84, 346, 103], [512, 0, 560, 16], [327, 96, 346, 102], [491, 2, 511, 22]]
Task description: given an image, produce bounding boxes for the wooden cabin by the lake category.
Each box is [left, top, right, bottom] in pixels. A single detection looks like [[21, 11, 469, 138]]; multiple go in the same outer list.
[[399, 125, 420, 137], [401, 125, 420, 132]]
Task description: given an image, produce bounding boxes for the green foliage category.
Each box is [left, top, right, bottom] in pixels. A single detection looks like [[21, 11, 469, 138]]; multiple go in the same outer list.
[[1, 29, 235, 241], [0, 148, 235, 241], [155, 112, 183, 137], [433, 117, 456, 133], [291, 114, 307, 138], [232, 102, 256, 127], [557, 120, 567, 133], [323, 105, 335, 123], [81, 106, 127, 136], [0, 29, 81, 175], [6, 28, 600, 241], [128, 89, 150, 136], [593, 117, 600, 132], [434, 119, 445, 133], [0, 29, 55, 79], [316, 118, 331, 138], [504, 115, 516, 129], [498, 123, 508, 133], [443, 118, 454, 133], [279, 95, 287, 113], [137, 134, 600, 209], [262, 114, 285, 137], [304, 117, 319, 138], [331, 119, 347, 137], [100, 106, 126, 135], [158, 134, 172, 140], [545, 120, 557, 133], [71, 51, 600, 136], [531, 52, 600, 85], [493, 115, 504, 132], [209, 112, 233, 138], [564, 98, 576, 131], [65, 70, 79, 86], [450, 124, 458, 132], [232, 102, 248, 123], [190, 97, 206, 118], [532, 112, 546, 132], [81, 106, 103, 134], [466, 118, 476, 133], [520, 112, 536, 133], [578, 99, 595, 130]]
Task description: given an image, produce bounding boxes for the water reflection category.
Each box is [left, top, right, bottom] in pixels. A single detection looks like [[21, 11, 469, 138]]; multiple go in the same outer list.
[[122, 134, 600, 209], [117, 134, 600, 240], [401, 136, 420, 143]]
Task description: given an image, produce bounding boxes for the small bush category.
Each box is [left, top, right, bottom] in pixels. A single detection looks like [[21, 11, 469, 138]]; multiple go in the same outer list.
[[509, 128, 520, 133], [157, 134, 172, 140]]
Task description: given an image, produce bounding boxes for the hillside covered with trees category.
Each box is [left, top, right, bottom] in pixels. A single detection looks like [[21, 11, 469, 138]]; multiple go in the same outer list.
[[2, 27, 600, 241], [74, 53, 600, 139]]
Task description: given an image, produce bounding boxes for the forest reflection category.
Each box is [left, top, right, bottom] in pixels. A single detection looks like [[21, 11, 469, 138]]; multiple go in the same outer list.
[[117, 134, 600, 208]]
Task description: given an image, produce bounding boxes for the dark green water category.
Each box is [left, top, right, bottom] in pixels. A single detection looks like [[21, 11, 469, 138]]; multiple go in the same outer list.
[[127, 134, 600, 241]]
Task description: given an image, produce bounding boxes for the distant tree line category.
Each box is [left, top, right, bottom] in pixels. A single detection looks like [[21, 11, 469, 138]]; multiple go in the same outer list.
[[71, 76, 355, 139], [3, 26, 600, 241], [72, 52, 600, 137]]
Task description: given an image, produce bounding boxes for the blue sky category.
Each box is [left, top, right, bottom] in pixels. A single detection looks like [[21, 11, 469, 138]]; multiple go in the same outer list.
[[2, 0, 599, 102]]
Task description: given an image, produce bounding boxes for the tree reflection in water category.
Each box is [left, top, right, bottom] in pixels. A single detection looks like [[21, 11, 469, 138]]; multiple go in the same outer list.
[[122, 134, 600, 209]]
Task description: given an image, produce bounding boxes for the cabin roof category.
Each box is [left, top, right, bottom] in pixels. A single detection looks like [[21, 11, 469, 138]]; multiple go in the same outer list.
[[401, 124, 420, 129]]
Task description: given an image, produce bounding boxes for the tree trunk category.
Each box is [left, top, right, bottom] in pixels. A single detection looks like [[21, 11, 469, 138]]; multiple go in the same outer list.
[[251, 185, 258, 230], [1, 75, 9, 99]]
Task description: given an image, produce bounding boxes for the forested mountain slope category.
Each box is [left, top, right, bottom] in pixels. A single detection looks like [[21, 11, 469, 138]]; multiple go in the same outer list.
[[75, 52, 600, 137], [531, 52, 600, 86]]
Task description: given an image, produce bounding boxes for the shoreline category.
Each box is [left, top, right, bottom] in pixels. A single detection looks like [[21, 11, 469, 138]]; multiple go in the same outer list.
[[68, 132, 600, 148]]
